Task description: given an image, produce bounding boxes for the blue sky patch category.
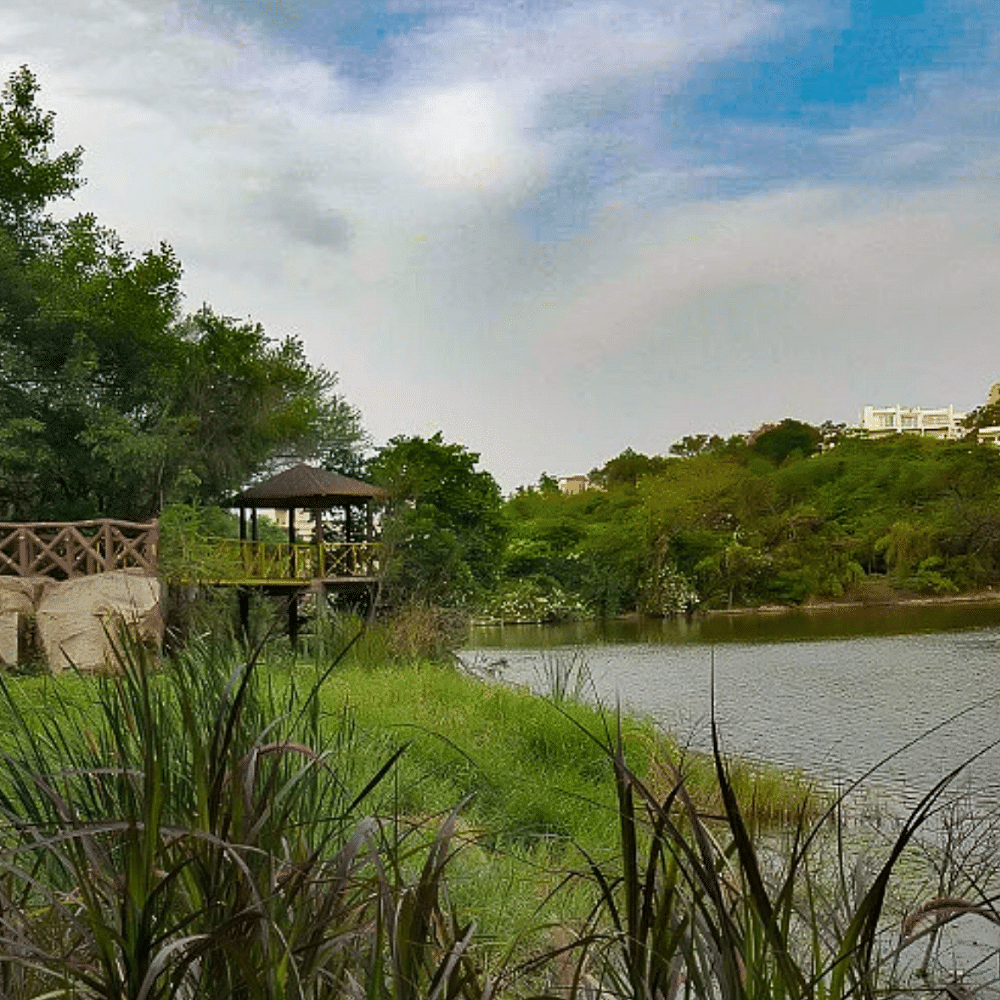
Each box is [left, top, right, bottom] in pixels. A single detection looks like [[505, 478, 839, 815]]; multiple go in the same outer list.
[[203, 0, 427, 81], [691, 0, 988, 126]]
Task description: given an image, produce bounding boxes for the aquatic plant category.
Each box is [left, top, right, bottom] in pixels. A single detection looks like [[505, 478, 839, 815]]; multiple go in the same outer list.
[[558, 704, 1000, 1000]]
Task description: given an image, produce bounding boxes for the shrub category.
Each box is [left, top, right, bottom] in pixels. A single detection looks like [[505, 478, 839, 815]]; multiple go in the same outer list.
[[477, 578, 590, 624]]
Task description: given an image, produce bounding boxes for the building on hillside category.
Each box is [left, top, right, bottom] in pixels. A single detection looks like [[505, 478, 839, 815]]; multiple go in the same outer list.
[[859, 405, 966, 440], [989, 382, 1000, 407], [264, 507, 316, 537], [977, 425, 1000, 447], [559, 474, 590, 495]]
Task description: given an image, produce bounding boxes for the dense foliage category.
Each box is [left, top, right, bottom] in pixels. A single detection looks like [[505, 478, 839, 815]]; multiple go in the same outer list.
[[367, 432, 506, 606], [502, 431, 1000, 614], [0, 67, 364, 521]]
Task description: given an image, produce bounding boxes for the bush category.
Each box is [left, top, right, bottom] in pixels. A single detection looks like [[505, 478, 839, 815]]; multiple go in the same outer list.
[[477, 578, 590, 624]]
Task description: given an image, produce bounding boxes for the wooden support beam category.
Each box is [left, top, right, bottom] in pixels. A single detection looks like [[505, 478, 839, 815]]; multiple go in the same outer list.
[[288, 592, 299, 649]]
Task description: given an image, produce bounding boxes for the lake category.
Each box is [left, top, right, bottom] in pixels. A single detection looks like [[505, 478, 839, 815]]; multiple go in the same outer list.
[[460, 602, 1000, 806]]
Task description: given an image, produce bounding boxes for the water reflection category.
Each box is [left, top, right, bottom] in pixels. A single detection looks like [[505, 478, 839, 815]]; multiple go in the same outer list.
[[460, 606, 1000, 807], [467, 601, 1000, 649]]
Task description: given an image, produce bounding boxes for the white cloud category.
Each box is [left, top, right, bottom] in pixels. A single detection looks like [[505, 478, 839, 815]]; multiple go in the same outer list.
[[1, 0, 999, 489], [388, 81, 546, 193]]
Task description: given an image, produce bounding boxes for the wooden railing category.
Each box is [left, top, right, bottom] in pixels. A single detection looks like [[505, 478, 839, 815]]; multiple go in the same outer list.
[[182, 539, 382, 584], [0, 519, 159, 579], [321, 541, 381, 578]]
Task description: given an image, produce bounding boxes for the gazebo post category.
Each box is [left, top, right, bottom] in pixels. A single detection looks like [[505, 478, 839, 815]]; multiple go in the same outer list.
[[313, 508, 324, 577], [238, 507, 249, 642]]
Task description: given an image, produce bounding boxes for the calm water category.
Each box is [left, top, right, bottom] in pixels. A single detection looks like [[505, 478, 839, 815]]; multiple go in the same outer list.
[[461, 603, 1000, 803]]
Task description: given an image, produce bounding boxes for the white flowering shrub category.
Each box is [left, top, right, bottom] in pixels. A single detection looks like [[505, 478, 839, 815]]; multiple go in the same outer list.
[[476, 578, 590, 624], [638, 564, 699, 616]]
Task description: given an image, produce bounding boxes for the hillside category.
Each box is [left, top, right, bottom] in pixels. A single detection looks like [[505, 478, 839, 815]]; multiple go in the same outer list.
[[499, 432, 1000, 614]]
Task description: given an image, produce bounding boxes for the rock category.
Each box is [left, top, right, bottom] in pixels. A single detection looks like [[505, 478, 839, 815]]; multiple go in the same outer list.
[[0, 576, 47, 614], [0, 578, 49, 667], [26, 571, 162, 672]]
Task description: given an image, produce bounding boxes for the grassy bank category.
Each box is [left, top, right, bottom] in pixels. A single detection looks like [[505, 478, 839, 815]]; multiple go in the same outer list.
[[0, 621, 988, 998], [0, 629, 816, 950]]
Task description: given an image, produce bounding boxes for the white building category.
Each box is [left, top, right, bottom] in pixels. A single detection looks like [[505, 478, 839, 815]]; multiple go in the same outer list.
[[559, 474, 590, 495], [859, 405, 966, 440]]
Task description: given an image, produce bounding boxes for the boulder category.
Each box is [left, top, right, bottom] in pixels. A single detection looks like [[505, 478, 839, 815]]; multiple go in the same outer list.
[[0, 578, 50, 667], [34, 571, 162, 672]]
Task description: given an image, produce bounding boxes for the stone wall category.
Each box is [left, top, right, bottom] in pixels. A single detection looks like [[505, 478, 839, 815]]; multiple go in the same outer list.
[[0, 570, 162, 672]]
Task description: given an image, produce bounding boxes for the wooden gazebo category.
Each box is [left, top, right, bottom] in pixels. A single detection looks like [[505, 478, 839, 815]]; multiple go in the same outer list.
[[227, 464, 389, 639]]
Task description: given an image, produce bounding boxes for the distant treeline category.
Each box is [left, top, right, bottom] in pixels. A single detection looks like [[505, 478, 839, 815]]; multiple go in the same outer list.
[[500, 424, 1000, 614]]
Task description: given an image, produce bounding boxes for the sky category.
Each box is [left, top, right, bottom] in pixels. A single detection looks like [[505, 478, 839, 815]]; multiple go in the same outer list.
[[2, 0, 998, 491]]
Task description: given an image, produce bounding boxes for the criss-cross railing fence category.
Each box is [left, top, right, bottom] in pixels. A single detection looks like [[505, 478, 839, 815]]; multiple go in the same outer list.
[[0, 520, 159, 580]]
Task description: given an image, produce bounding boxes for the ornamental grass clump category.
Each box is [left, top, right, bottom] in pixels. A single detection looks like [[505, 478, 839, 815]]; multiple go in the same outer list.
[[0, 632, 492, 1000], [560, 709, 1000, 1000]]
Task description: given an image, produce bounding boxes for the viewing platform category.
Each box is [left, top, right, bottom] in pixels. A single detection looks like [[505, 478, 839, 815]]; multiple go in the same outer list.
[[225, 463, 389, 634]]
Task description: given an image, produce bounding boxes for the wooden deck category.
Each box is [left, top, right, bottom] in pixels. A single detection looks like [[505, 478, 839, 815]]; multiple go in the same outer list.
[[0, 519, 158, 579]]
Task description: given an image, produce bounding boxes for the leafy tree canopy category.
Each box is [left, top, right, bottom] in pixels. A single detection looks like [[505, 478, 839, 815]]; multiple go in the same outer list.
[[963, 400, 1000, 433], [0, 65, 83, 248], [590, 447, 674, 489], [367, 432, 506, 606], [750, 419, 822, 465], [0, 67, 365, 521], [669, 434, 726, 458], [502, 432, 1000, 612]]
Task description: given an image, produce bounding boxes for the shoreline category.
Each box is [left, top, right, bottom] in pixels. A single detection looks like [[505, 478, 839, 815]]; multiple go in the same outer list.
[[471, 588, 1000, 627], [705, 588, 1000, 616]]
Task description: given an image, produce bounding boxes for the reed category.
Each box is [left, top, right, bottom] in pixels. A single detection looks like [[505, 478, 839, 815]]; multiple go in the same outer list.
[[0, 632, 492, 999], [557, 706, 1000, 1000]]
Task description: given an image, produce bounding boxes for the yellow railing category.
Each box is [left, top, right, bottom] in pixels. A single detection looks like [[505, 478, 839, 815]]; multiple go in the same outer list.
[[186, 539, 381, 584]]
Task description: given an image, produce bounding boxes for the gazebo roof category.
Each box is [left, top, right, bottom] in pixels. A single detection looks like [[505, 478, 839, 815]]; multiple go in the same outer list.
[[229, 463, 388, 509]]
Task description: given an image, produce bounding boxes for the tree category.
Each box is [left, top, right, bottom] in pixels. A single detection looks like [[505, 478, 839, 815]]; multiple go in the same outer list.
[[0, 65, 83, 249], [367, 433, 506, 606], [163, 308, 365, 503], [750, 419, 821, 465], [590, 447, 673, 489], [963, 401, 1000, 435], [669, 434, 725, 458], [0, 67, 365, 521]]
